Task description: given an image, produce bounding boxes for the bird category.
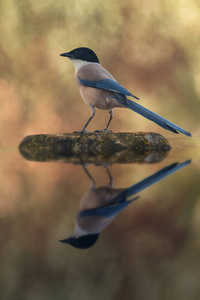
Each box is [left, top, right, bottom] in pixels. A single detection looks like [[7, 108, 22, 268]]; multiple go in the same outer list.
[[60, 160, 191, 249], [60, 47, 191, 136]]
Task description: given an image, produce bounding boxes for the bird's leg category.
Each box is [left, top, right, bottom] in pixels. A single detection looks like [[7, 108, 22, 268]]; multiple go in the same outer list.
[[104, 110, 113, 132], [81, 107, 95, 132], [82, 165, 95, 189], [74, 107, 95, 133], [94, 110, 113, 133], [105, 166, 114, 187]]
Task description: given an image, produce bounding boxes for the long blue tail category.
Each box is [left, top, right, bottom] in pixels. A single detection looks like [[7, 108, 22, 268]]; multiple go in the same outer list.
[[126, 99, 191, 136], [126, 160, 191, 197]]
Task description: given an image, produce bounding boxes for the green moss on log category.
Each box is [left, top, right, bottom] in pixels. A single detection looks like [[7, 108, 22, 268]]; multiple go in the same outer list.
[[19, 132, 171, 165]]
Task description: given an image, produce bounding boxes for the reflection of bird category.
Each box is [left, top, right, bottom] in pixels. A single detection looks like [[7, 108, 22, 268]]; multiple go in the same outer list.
[[60, 160, 191, 249], [60, 47, 191, 136]]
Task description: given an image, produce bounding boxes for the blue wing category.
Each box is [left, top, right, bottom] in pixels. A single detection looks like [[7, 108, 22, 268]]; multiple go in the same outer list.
[[79, 197, 139, 219], [78, 76, 140, 100]]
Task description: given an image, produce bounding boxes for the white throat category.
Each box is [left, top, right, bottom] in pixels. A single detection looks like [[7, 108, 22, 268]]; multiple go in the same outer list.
[[72, 223, 91, 238], [70, 59, 97, 73]]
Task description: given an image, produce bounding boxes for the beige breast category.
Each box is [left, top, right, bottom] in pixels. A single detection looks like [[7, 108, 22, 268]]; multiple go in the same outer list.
[[75, 63, 125, 110]]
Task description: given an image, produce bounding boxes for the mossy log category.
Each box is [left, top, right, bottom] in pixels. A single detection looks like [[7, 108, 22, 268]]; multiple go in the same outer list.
[[19, 132, 171, 165]]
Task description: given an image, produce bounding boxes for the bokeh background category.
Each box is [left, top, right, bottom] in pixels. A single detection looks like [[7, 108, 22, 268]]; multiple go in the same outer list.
[[1, 0, 200, 144], [1, 1, 200, 300]]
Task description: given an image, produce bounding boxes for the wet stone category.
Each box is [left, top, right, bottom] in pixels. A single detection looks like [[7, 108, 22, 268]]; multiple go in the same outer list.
[[19, 132, 171, 165]]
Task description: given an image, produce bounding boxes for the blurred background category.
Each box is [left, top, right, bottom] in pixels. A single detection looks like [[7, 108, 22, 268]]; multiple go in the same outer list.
[[0, 0, 200, 299], [1, 0, 200, 143]]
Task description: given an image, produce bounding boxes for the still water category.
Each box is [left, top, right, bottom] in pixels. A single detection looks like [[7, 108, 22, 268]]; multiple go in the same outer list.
[[1, 134, 200, 300]]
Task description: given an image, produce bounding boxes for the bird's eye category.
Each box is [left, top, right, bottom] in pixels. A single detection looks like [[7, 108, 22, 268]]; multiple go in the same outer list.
[[76, 50, 81, 55]]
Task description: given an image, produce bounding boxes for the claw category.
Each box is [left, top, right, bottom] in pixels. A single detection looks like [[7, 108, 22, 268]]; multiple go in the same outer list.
[[94, 129, 113, 133], [73, 130, 92, 134]]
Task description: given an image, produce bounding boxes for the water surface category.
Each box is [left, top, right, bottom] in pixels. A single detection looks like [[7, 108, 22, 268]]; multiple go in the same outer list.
[[1, 134, 200, 300]]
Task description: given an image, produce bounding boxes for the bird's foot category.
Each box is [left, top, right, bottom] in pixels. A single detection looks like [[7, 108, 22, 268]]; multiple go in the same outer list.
[[94, 129, 113, 133], [73, 130, 92, 134]]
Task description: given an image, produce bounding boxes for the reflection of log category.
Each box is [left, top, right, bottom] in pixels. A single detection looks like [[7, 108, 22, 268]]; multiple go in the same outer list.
[[19, 132, 171, 165]]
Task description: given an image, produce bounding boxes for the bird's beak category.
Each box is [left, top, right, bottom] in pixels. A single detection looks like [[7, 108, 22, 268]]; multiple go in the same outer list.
[[60, 52, 73, 59]]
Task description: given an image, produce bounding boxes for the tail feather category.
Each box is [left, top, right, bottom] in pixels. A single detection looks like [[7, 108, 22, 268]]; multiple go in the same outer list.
[[126, 99, 191, 136], [126, 160, 191, 197]]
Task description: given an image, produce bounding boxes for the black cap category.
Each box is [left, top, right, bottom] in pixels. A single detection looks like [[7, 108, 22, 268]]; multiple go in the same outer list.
[[60, 47, 99, 63], [59, 233, 99, 249]]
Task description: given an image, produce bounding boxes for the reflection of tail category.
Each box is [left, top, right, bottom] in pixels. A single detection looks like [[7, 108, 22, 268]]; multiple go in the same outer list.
[[126, 99, 191, 136], [126, 160, 192, 197]]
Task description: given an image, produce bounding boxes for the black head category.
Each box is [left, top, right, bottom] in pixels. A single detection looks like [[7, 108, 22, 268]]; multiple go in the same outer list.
[[60, 47, 99, 63], [59, 233, 99, 249]]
